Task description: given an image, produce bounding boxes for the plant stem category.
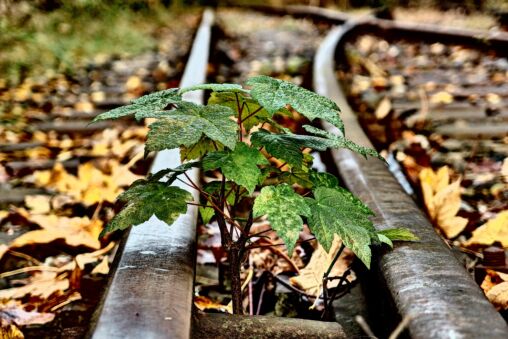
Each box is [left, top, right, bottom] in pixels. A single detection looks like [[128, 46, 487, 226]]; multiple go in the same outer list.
[[228, 245, 243, 315]]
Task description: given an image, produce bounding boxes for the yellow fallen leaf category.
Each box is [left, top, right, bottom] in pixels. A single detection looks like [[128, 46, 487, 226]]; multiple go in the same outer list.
[[419, 166, 468, 238], [375, 96, 391, 120], [502, 158, 508, 183], [91, 256, 110, 275], [464, 211, 508, 248], [194, 295, 232, 314], [0, 244, 8, 262], [290, 235, 356, 300], [24, 195, 51, 214], [486, 282, 508, 311], [0, 322, 24, 339], [0, 271, 69, 300], [10, 215, 103, 250], [430, 91, 453, 105]]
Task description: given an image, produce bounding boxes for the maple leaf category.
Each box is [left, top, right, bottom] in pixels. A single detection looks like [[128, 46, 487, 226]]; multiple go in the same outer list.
[[250, 129, 305, 167], [419, 166, 468, 238], [464, 211, 508, 247], [180, 137, 224, 161], [486, 282, 508, 311], [309, 171, 339, 189], [246, 75, 344, 133], [305, 187, 378, 268], [203, 142, 268, 194], [104, 181, 192, 235], [10, 214, 103, 250], [92, 89, 182, 122], [290, 235, 356, 299], [303, 125, 383, 161], [179, 83, 246, 95], [146, 103, 237, 152], [208, 92, 270, 131], [253, 184, 311, 255]]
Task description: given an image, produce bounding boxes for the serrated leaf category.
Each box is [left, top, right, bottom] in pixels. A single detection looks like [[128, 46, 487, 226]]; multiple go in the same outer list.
[[203, 142, 268, 194], [377, 228, 419, 242], [250, 129, 304, 167], [104, 182, 192, 235], [92, 89, 181, 122], [306, 187, 377, 268], [377, 233, 393, 248], [179, 83, 246, 95], [208, 92, 270, 131], [180, 137, 224, 161], [146, 103, 237, 152], [303, 125, 384, 161], [309, 171, 339, 188], [199, 201, 215, 225], [253, 184, 310, 255], [246, 75, 344, 132]]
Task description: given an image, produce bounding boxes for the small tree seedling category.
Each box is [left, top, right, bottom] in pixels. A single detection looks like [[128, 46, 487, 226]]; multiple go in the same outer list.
[[93, 75, 417, 314]]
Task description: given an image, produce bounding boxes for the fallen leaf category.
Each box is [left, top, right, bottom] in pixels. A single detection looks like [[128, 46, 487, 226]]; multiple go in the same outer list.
[[0, 304, 55, 326], [0, 322, 24, 339], [91, 256, 109, 275], [0, 272, 69, 300], [502, 158, 508, 183], [194, 295, 232, 314], [24, 195, 51, 214], [375, 96, 391, 120], [10, 215, 103, 250], [430, 91, 453, 105], [289, 235, 356, 299], [0, 245, 7, 262], [485, 282, 508, 311], [419, 166, 468, 238], [464, 211, 508, 247]]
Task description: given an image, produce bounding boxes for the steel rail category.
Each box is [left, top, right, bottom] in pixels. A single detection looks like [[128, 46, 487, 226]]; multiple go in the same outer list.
[[90, 9, 214, 339], [314, 20, 508, 339]]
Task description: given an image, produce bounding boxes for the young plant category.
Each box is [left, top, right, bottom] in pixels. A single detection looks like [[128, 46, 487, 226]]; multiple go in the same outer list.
[[93, 75, 417, 314]]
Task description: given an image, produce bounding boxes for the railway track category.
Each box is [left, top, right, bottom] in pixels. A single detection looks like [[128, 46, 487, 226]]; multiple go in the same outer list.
[[2, 6, 508, 338]]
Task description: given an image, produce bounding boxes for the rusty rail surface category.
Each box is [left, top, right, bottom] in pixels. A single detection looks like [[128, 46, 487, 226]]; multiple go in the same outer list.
[[90, 9, 214, 339], [314, 20, 508, 339]]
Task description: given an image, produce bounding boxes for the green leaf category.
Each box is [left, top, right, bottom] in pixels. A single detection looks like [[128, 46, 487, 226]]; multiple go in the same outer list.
[[303, 125, 384, 161], [246, 75, 344, 133], [208, 92, 270, 131], [92, 89, 181, 122], [377, 233, 393, 248], [146, 103, 237, 152], [199, 201, 215, 225], [203, 142, 268, 194], [180, 137, 224, 161], [253, 184, 310, 255], [279, 167, 313, 188], [309, 171, 339, 188], [306, 186, 377, 268], [202, 181, 245, 206], [104, 182, 192, 236], [179, 83, 246, 95], [377, 228, 419, 242], [250, 129, 304, 167]]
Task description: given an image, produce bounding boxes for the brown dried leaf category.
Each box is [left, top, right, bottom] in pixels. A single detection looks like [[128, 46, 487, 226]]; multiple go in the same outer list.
[[289, 235, 356, 298], [485, 282, 508, 311], [91, 256, 109, 275], [10, 215, 103, 250], [0, 304, 55, 326], [24, 195, 51, 215], [464, 211, 508, 248], [419, 166, 468, 238], [194, 296, 232, 314], [375, 96, 391, 120], [0, 272, 69, 300]]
